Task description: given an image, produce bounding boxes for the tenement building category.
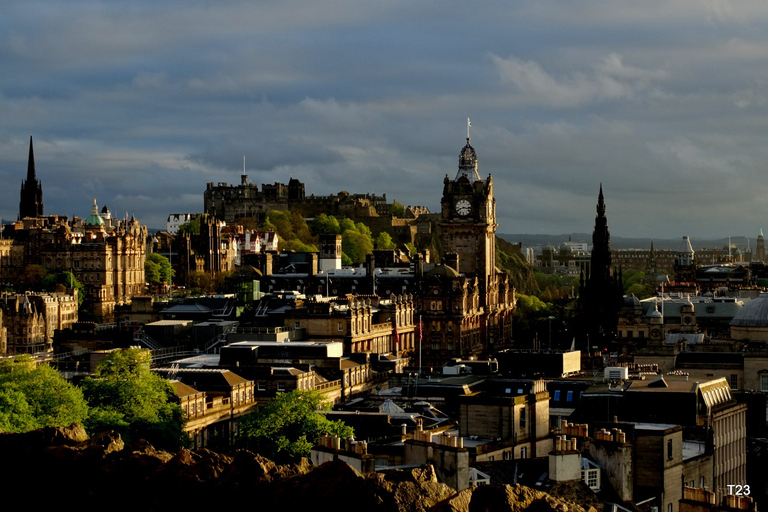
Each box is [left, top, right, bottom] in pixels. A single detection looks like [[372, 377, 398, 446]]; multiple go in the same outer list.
[[0, 139, 147, 322]]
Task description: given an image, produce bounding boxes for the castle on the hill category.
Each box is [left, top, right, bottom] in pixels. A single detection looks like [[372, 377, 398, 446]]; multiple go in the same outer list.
[[203, 174, 432, 245]]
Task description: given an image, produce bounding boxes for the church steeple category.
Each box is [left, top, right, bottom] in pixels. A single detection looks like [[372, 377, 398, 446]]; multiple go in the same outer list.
[[19, 136, 44, 219]]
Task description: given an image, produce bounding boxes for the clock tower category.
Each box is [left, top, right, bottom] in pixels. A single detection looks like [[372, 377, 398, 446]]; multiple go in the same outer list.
[[439, 136, 497, 308]]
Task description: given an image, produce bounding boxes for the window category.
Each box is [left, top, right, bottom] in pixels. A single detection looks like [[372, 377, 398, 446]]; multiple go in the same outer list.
[[277, 382, 286, 392], [566, 390, 573, 402], [520, 447, 527, 459], [586, 470, 598, 489], [667, 439, 673, 460], [730, 374, 738, 390], [762, 375, 768, 392], [554, 390, 561, 401], [519, 407, 526, 428]]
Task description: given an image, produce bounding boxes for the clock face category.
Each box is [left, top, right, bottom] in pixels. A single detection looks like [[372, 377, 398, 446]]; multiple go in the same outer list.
[[455, 199, 471, 216], [651, 328, 661, 338]]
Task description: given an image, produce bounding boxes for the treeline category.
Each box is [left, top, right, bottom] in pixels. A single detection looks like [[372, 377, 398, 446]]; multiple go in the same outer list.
[[261, 210, 413, 265], [1, 350, 353, 460], [0, 349, 185, 451]]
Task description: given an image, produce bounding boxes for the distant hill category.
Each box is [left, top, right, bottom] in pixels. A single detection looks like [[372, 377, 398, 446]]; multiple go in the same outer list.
[[498, 233, 756, 252]]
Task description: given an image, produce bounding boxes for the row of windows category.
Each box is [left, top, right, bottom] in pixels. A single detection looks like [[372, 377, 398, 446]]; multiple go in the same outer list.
[[553, 390, 581, 402]]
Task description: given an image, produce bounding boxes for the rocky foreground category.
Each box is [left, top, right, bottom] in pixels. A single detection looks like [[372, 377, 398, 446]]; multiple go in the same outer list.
[[0, 425, 597, 512]]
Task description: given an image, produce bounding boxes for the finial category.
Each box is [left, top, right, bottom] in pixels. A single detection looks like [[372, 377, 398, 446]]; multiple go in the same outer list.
[[467, 117, 471, 141]]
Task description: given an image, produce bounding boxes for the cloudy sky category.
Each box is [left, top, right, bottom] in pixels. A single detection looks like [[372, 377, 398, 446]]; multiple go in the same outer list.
[[2, 1, 768, 241]]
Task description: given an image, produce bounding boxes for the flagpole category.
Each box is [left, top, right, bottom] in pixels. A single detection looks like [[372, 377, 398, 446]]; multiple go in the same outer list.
[[418, 315, 422, 394], [419, 314, 422, 373]]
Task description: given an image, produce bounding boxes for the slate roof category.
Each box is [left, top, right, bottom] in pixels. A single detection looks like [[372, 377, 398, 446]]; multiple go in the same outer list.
[[731, 292, 768, 326]]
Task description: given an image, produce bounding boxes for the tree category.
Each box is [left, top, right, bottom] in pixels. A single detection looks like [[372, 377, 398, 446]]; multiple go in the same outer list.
[[40, 271, 85, 306], [187, 271, 213, 294], [146, 253, 173, 285], [81, 348, 185, 450], [237, 389, 353, 462], [145, 259, 161, 285], [390, 200, 405, 218], [0, 355, 88, 433], [177, 216, 201, 235], [342, 229, 373, 264], [17, 264, 46, 291], [374, 232, 396, 250], [310, 213, 341, 235]]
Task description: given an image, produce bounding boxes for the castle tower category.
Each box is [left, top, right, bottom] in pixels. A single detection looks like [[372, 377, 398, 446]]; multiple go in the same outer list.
[[19, 136, 43, 219], [757, 230, 765, 263]]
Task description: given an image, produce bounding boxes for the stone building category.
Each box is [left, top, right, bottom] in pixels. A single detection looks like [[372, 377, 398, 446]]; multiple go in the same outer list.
[[422, 135, 515, 367], [457, 378, 551, 461], [1, 142, 147, 322], [284, 294, 416, 362], [204, 174, 391, 225], [0, 291, 79, 355]]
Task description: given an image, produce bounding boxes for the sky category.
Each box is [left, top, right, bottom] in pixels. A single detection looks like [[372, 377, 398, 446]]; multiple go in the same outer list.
[[2, 1, 768, 241]]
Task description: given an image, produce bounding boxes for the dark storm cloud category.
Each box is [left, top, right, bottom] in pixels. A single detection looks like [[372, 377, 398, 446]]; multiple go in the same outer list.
[[3, 1, 768, 239]]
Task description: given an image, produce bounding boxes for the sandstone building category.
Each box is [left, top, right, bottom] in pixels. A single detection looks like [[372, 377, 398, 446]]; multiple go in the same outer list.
[[0, 138, 147, 322]]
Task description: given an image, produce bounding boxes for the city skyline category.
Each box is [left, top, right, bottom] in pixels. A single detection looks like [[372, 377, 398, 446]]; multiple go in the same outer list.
[[3, 2, 768, 239]]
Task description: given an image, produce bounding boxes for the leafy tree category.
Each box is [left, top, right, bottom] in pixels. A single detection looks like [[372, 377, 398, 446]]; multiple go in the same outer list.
[[146, 253, 173, 284], [81, 348, 185, 450], [187, 271, 213, 294], [355, 222, 372, 239], [177, 216, 201, 235], [237, 389, 353, 462], [374, 232, 396, 250], [145, 259, 161, 284], [339, 218, 357, 233], [40, 271, 85, 306], [264, 210, 318, 251], [310, 213, 341, 235], [389, 200, 405, 218], [17, 264, 47, 291], [342, 229, 374, 264], [0, 355, 88, 432]]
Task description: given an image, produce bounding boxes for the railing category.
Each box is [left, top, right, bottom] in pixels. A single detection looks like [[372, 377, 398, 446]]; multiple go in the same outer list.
[[133, 329, 164, 350]]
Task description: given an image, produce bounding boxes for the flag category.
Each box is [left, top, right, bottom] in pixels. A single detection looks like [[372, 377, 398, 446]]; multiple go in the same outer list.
[[419, 317, 423, 343]]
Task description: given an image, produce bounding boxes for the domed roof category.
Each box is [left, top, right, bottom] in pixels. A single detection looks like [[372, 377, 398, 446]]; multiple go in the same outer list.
[[624, 294, 641, 307], [85, 199, 105, 226], [455, 138, 481, 181], [426, 264, 460, 278], [731, 292, 768, 326]]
